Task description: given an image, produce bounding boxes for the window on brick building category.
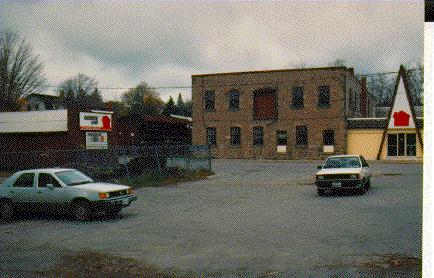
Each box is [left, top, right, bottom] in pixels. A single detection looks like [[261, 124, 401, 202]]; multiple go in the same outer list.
[[206, 127, 216, 146], [292, 86, 304, 109], [276, 131, 287, 146], [228, 90, 240, 110], [323, 130, 334, 145], [230, 127, 241, 146], [355, 91, 361, 113], [296, 126, 308, 146], [253, 127, 264, 146], [204, 91, 215, 111], [318, 86, 330, 108], [349, 88, 354, 112]]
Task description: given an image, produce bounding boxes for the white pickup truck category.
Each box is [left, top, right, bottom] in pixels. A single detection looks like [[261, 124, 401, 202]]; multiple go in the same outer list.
[[0, 168, 137, 222], [315, 155, 371, 196]]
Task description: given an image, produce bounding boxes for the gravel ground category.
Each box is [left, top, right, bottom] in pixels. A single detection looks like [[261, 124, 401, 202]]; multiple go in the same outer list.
[[0, 159, 422, 277]]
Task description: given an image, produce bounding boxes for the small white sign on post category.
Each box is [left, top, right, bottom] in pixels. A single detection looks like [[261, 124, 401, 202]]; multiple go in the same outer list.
[[277, 146, 287, 153], [86, 132, 108, 149]]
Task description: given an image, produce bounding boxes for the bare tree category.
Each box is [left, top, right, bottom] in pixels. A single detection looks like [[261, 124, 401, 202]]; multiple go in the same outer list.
[[57, 73, 104, 109], [329, 59, 347, 67], [121, 81, 164, 115], [0, 30, 46, 111], [405, 64, 423, 106], [366, 74, 394, 107]]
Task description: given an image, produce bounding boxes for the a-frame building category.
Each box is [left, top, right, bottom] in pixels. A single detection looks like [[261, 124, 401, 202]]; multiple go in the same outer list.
[[347, 65, 423, 160]]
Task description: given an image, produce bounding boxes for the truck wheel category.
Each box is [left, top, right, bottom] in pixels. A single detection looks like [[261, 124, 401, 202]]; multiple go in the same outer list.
[[0, 201, 13, 223], [72, 200, 92, 222]]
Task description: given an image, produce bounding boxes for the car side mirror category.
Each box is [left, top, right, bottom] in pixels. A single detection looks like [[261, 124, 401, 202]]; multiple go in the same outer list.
[[46, 183, 54, 189], [317, 165, 322, 169]]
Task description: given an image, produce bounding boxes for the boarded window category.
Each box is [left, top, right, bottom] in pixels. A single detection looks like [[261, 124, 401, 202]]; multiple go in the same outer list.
[[228, 90, 240, 110], [204, 91, 215, 111], [253, 88, 277, 120], [323, 130, 334, 145], [206, 127, 216, 146], [292, 86, 304, 109], [253, 127, 264, 146], [318, 86, 330, 108], [230, 127, 241, 145], [296, 126, 308, 146]]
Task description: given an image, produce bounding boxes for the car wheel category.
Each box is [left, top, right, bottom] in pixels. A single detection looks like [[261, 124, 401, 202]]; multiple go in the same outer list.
[[72, 200, 92, 222], [317, 188, 326, 196], [0, 201, 13, 223], [366, 179, 371, 190], [106, 207, 122, 217]]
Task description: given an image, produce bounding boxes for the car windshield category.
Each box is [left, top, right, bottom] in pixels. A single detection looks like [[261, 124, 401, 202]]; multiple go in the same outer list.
[[55, 170, 93, 186], [323, 157, 361, 169]]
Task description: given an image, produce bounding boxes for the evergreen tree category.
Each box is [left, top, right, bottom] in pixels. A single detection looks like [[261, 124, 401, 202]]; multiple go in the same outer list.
[[176, 93, 185, 115], [162, 95, 176, 115]]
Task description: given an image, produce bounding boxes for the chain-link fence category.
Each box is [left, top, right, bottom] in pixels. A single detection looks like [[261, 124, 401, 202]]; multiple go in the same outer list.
[[0, 145, 211, 178]]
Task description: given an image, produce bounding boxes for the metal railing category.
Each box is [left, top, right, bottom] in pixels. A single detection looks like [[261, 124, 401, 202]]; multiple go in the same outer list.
[[0, 145, 212, 178]]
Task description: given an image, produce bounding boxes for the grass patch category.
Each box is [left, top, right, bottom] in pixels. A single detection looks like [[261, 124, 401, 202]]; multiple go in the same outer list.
[[120, 167, 213, 188]]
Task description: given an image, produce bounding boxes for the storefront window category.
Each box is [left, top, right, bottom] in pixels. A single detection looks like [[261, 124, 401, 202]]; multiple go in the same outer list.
[[406, 133, 416, 156], [387, 134, 397, 156], [387, 133, 416, 157]]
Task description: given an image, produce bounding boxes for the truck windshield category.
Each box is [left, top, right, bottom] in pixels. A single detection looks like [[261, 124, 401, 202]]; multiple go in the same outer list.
[[55, 170, 93, 186], [323, 157, 361, 169]]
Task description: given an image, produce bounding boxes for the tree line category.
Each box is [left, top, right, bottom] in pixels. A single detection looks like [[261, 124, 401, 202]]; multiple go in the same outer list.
[[328, 59, 424, 107], [1, 30, 424, 115], [0, 30, 192, 116]]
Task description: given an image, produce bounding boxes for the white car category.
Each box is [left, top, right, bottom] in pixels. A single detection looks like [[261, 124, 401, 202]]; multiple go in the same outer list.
[[315, 155, 371, 196], [0, 168, 137, 222]]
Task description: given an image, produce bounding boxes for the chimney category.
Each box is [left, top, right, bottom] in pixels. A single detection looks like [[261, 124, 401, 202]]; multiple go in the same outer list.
[[106, 101, 113, 111], [360, 77, 367, 117]]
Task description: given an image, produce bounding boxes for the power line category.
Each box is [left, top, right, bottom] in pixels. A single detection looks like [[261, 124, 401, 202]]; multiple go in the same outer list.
[[36, 68, 421, 92], [355, 67, 421, 78]]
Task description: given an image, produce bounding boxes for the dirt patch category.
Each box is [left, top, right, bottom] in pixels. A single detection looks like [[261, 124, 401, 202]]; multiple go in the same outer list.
[[322, 253, 421, 276], [362, 253, 421, 271], [35, 251, 192, 278]]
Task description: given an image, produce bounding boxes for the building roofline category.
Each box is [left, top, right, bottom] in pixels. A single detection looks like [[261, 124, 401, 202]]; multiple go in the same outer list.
[[25, 93, 58, 99], [192, 66, 349, 78], [348, 118, 388, 120]]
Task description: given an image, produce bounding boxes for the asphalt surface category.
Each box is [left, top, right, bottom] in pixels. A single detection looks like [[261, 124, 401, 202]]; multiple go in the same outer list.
[[0, 159, 422, 277]]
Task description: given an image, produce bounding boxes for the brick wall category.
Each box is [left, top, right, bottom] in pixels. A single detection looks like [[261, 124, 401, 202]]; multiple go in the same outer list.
[[192, 67, 356, 160]]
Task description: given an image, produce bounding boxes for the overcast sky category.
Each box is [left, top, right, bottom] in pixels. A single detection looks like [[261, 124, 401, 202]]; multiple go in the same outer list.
[[0, 1, 423, 101]]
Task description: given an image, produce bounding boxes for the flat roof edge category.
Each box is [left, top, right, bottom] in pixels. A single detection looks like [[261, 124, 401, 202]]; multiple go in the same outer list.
[[192, 66, 349, 77]]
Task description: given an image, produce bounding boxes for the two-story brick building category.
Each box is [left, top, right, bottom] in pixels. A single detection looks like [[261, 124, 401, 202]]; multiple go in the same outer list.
[[192, 66, 376, 160]]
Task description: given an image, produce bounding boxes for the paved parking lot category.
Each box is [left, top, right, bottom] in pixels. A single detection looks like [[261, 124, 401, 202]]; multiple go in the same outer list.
[[0, 159, 422, 277]]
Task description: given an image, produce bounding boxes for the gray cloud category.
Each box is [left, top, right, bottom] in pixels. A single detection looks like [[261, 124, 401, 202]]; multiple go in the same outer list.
[[0, 1, 423, 101]]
